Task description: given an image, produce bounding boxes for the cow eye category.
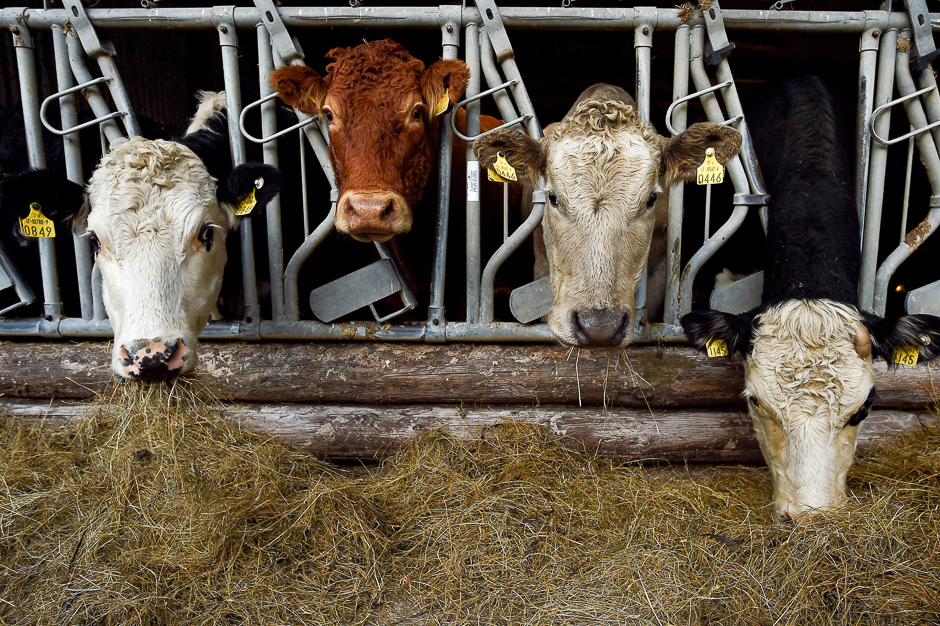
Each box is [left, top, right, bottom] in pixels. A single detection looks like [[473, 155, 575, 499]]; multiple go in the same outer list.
[[548, 192, 558, 206], [198, 222, 216, 253], [646, 193, 658, 207], [412, 107, 423, 119], [322, 108, 334, 123], [847, 388, 878, 427], [747, 395, 760, 410], [87, 231, 100, 255]]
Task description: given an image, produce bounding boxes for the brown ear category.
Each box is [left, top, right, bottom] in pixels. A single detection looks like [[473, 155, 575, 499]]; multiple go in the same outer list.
[[660, 123, 742, 185], [472, 127, 544, 185], [421, 59, 470, 116], [269, 66, 329, 116]]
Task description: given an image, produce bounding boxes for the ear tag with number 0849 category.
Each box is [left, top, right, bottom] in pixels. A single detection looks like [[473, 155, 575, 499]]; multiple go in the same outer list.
[[893, 345, 919, 367], [696, 147, 724, 185], [20, 203, 55, 238], [706, 336, 729, 357], [488, 151, 517, 183]]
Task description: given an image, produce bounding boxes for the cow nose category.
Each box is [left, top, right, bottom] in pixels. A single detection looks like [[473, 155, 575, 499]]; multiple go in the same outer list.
[[119, 337, 190, 381], [343, 193, 400, 237], [572, 308, 630, 346]]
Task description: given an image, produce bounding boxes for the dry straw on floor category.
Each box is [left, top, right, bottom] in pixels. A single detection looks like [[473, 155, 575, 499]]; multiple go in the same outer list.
[[1, 378, 938, 625]]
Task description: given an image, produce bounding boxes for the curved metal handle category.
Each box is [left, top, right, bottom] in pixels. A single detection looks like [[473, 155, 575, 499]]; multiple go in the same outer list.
[[450, 79, 531, 142], [664, 79, 734, 136], [39, 76, 125, 136], [239, 92, 318, 144], [870, 83, 940, 146]]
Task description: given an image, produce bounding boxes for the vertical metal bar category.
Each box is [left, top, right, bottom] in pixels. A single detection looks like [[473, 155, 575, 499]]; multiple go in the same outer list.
[[91, 263, 106, 320], [426, 12, 460, 341], [214, 9, 259, 325], [66, 33, 122, 145], [859, 27, 898, 311], [13, 22, 62, 320], [634, 10, 655, 334], [478, 30, 519, 126], [856, 17, 883, 237], [664, 25, 689, 327], [51, 24, 93, 320], [465, 23, 482, 325], [901, 127, 915, 244], [96, 55, 141, 137], [257, 25, 284, 321]]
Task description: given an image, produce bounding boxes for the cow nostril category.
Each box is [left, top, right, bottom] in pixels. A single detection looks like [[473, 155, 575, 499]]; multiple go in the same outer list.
[[572, 309, 629, 346]]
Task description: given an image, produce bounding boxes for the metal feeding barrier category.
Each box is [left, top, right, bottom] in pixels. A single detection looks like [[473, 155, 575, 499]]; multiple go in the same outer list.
[[0, 2, 938, 342]]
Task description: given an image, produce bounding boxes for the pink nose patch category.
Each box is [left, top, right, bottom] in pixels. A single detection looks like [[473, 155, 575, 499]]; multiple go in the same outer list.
[[119, 338, 190, 379]]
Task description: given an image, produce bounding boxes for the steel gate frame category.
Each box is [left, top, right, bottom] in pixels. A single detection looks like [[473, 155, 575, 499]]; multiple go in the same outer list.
[[0, 5, 936, 343]]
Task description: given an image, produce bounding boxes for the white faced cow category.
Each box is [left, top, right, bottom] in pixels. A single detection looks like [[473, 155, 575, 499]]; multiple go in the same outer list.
[[78, 100, 284, 381], [474, 84, 741, 346], [681, 75, 940, 519]]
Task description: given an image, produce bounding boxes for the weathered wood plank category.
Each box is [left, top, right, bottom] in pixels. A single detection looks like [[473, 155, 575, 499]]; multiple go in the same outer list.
[[0, 341, 936, 408], [2, 398, 928, 464]]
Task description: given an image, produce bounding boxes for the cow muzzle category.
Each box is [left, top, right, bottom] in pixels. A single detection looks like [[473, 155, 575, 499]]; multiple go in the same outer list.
[[570, 308, 631, 347], [118, 337, 191, 381], [337, 191, 412, 242]]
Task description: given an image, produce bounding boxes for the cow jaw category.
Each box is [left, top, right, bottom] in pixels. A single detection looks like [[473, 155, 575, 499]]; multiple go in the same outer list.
[[542, 129, 660, 347], [745, 300, 875, 519]]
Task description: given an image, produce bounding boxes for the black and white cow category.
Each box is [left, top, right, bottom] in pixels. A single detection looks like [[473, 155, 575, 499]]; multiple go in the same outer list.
[[681, 75, 940, 519]]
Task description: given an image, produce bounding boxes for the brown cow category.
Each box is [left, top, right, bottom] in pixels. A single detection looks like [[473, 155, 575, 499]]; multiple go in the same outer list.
[[270, 39, 512, 312]]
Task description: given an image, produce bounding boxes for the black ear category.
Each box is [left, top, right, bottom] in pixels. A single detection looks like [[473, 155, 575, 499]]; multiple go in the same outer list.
[[217, 163, 286, 218], [0, 169, 85, 222], [681, 309, 754, 358], [860, 312, 940, 365]]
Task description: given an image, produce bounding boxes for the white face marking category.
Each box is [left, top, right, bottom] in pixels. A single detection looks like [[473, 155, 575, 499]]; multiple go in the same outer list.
[[539, 104, 663, 347], [744, 300, 875, 518], [85, 138, 234, 379]]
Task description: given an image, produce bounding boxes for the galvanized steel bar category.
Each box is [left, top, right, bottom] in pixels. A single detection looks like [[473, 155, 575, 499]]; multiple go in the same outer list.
[[633, 8, 655, 335], [856, 14, 885, 236], [664, 25, 690, 327], [65, 32, 123, 145], [51, 23, 94, 320], [465, 23, 483, 325], [478, 30, 519, 127], [284, 198, 337, 322], [859, 28, 899, 311]]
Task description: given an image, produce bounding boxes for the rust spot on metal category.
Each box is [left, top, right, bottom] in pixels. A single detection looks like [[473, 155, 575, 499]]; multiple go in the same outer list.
[[904, 217, 931, 249], [897, 37, 912, 54]]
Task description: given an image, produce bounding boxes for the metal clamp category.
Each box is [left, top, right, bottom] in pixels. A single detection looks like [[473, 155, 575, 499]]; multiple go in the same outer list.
[[38, 77, 125, 136], [252, 0, 304, 65], [450, 80, 531, 142], [733, 193, 771, 206], [870, 83, 940, 145], [239, 92, 318, 144], [703, 0, 736, 67], [61, 0, 114, 58], [903, 0, 940, 72], [664, 80, 733, 136]]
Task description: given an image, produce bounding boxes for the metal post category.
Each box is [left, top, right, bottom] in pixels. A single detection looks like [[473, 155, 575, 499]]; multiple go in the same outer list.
[[12, 21, 62, 321], [65, 32, 123, 145], [633, 9, 655, 334], [856, 14, 884, 237], [664, 25, 690, 327], [465, 23, 482, 325]]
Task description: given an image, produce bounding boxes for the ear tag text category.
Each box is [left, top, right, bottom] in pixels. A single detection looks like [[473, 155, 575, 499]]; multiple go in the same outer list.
[[706, 336, 729, 357], [433, 89, 450, 117], [487, 168, 511, 184], [893, 345, 919, 367], [236, 188, 257, 216], [20, 203, 55, 238], [490, 151, 518, 182], [696, 147, 724, 185]]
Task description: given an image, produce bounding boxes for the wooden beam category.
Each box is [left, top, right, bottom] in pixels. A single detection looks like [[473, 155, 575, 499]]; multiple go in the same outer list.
[[0, 341, 937, 408], [2, 398, 928, 464]]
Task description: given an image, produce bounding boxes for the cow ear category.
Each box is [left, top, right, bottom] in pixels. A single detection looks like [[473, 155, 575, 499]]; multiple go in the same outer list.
[[269, 66, 329, 116], [0, 169, 86, 225], [218, 163, 286, 224], [421, 59, 470, 116], [681, 309, 754, 358], [473, 128, 544, 185], [660, 123, 742, 185], [860, 312, 940, 365]]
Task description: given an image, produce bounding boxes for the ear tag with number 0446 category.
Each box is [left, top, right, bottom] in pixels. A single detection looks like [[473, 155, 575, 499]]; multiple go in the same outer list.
[[696, 147, 724, 185], [893, 345, 919, 367], [488, 151, 517, 183], [235, 178, 264, 216], [706, 336, 729, 357], [433, 89, 450, 117], [20, 203, 55, 238]]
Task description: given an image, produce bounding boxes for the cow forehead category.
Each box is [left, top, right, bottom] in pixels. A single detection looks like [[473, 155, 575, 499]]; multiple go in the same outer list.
[[746, 300, 874, 421], [328, 44, 424, 99], [547, 132, 658, 196]]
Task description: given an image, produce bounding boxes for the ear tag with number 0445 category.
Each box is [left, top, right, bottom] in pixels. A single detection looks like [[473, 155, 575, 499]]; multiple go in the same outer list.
[[488, 151, 517, 183], [706, 336, 729, 357], [433, 89, 450, 117], [235, 178, 264, 216], [893, 345, 919, 367], [20, 203, 55, 238], [696, 147, 724, 185]]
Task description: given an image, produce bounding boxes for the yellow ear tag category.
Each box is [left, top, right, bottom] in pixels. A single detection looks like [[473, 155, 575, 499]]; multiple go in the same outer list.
[[893, 345, 919, 367], [433, 88, 450, 117], [706, 336, 729, 357], [19, 203, 55, 238], [491, 151, 518, 182], [487, 168, 511, 184], [696, 147, 725, 185], [236, 188, 257, 216]]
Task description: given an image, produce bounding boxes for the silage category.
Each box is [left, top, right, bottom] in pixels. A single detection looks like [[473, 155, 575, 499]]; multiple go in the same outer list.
[[0, 378, 938, 625]]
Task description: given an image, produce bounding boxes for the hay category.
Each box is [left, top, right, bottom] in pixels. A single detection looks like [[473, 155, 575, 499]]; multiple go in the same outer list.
[[1, 380, 939, 625]]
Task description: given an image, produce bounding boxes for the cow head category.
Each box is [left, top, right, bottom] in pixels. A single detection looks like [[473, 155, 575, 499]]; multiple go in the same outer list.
[[80, 137, 283, 381], [269, 39, 469, 243], [474, 100, 740, 346], [682, 300, 940, 518]]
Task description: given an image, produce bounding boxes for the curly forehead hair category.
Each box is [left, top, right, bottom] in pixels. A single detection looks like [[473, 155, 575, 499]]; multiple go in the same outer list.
[[324, 39, 425, 83], [550, 99, 660, 145], [93, 137, 213, 191]]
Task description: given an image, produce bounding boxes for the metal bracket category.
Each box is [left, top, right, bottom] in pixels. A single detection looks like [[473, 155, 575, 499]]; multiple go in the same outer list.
[[903, 0, 940, 72], [510, 275, 553, 324], [870, 83, 940, 145], [733, 193, 771, 206], [710, 271, 764, 315], [239, 92, 318, 144], [39, 77, 124, 136], [703, 0, 736, 67], [665, 80, 733, 136], [252, 0, 305, 65], [450, 80, 530, 141], [61, 0, 115, 58]]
